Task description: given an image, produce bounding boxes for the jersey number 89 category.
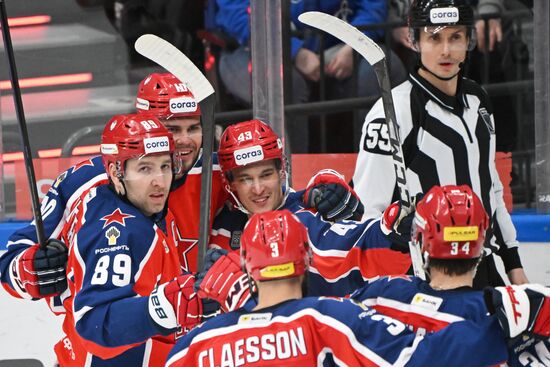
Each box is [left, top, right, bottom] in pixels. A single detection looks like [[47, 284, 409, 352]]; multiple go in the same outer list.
[[91, 254, 132, 287]]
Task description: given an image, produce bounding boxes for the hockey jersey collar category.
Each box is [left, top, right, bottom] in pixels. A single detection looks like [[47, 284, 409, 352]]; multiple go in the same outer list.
[[409, 69, 469, 112]]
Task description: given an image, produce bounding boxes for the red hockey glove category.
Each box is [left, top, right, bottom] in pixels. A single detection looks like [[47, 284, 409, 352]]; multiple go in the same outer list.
[[148, 274, 203, 335], [197, 250, 251, 313], [484, 284, 550, 339], [303, 169, 364, 222], [10, 239, 68, 299], [380, 198, 419, 252]]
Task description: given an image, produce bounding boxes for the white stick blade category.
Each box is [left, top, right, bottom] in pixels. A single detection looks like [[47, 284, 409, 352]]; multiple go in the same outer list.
[[298, 12, 385, 66], [134, 34, 214, 102]]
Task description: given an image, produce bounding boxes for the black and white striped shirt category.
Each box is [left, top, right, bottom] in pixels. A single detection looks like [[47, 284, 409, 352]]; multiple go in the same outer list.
[[353, 70, 519, 263]]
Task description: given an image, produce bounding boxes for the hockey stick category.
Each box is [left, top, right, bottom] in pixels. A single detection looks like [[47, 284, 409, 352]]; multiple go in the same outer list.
[[0, 0, 46, 248], [298, 12, 425, 279], [135, 34, 215, 271]]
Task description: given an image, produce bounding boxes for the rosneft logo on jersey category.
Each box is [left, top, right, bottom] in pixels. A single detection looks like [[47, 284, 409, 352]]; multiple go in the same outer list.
[[144, 136, 170, 154], [169, 96, 198, 113], [429, 7, 459, 24], [234, 145, 264, 166]]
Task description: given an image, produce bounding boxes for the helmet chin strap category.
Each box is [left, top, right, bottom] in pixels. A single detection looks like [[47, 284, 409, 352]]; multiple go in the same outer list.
[[419, 61, 464, 81]]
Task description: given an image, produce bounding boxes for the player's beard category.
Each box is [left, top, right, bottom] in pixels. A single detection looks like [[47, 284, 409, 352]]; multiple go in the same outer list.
[[177, 143, 199, 172]]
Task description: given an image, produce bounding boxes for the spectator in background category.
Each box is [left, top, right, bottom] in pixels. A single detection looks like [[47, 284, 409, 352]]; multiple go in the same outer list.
[[214, 0, 407, 153], [468, 0, 532, 154]]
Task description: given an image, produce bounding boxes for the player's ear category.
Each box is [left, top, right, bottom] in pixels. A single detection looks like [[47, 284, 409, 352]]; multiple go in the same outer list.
[[109, 163, 125, 195]]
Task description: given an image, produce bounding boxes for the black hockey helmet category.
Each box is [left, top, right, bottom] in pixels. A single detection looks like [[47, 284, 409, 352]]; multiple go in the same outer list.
[[408, 0, 477, 50]]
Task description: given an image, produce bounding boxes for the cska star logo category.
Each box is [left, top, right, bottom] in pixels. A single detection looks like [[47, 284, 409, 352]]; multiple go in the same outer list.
[[100, 208, 135, 228]]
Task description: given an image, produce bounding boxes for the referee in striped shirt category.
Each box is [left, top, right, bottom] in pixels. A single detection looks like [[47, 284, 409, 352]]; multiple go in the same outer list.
[[352, 0, 528, 288]]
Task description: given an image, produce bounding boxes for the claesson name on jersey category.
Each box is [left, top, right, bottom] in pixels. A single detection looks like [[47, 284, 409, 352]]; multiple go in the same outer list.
[[144, 136, 170, 154], [234, 145, 264, 166], [170, 96, 198, 113], [197, 327, 307, 367], [429, 7, 459, 24]]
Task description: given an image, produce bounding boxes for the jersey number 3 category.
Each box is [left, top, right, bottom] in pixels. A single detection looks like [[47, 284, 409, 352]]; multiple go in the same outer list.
[[363, 121, 391, 155]]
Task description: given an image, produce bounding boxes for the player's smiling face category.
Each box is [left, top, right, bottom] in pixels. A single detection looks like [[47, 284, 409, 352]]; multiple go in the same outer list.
[[418, 25, 468, 81], [230, 160, 284, 214], [161, 116, 202, 175], [116, 154, 173, 216]]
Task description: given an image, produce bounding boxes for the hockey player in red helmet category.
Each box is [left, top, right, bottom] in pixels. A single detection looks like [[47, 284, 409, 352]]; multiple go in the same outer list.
[[413, 184, 489, 278], [217, 119, 365, 220], [0, 73, 223, 312], [241, 210, 311, 287], [196, 119, 413, 313], [136, 72, 202, 172], [54, 113, 208, 366], [136, 72, 227, 272], [217, 118, 288, 214], [351, 184, 550, 366], [167, 209, 544, 367], [100, 113, 181, 214]]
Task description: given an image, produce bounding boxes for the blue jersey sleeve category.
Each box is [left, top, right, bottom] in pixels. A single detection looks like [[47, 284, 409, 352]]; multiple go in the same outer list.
[[289, 201, 411, 296], [0, 156, 106, 297]]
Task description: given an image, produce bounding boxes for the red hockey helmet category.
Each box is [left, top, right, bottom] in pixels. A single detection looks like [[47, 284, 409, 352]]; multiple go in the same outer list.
[[412, 185, 489, 259], [136, 73, 201, 119], [101, 113, 180, 178], [218, 119, 283, 175], [241, 210, 311, 281]]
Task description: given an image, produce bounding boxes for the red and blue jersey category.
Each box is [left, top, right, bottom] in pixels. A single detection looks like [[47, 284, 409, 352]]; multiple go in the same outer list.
[[54, 184, 182, 366], [166, 296, 508, 367], [351, 276, 550, 366], [0, 156, 107, 305], [210, 191, 411, 296], [168, 151, 227, 273], [1, 151, 226, 300], [351, 276, 488, 332]]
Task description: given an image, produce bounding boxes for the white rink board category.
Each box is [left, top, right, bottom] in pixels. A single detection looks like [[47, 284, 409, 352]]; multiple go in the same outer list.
[[0, 243, 549, 366]]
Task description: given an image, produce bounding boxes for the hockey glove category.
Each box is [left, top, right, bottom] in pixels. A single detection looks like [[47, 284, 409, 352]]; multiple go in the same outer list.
[[148, 274, 203, 335], [484, 284, 550, 339], [196, 248, 228, 285], [10, 239, 68, 298], [197, 250, 251, 313], [303, 169, 364, 222], [380, 200, 416, 252]]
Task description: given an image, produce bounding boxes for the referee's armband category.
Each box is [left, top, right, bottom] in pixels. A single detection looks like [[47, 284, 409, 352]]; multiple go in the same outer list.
[[362, 119, 392, 155]]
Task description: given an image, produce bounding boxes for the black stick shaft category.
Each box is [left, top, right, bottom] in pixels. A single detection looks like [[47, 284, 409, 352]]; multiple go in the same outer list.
[[0, 0, 46, 247], [197, 94, 216, 271]]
